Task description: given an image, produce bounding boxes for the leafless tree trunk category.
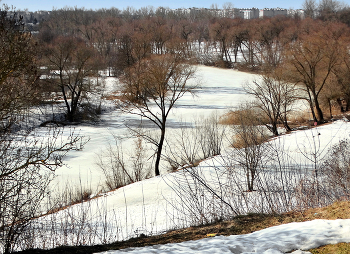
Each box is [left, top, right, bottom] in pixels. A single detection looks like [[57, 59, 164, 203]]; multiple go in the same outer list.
[[120, 54, 198, 176]]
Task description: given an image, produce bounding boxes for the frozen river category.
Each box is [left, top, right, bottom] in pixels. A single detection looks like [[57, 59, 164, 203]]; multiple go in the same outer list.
[[53, 66, 257, 191]]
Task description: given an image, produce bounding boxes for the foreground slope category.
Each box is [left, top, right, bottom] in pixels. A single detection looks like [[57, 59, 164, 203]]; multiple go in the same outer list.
[[16, 119, 350, 252], [97, 219, 350, 254]]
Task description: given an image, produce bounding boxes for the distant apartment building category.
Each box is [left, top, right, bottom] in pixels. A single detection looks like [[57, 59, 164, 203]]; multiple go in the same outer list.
[[170, 7, 301, 20], [237, 7, 289, 19], [259, 8, 287, 18], [238, 8, 260, 19], [287, 9, 305, 19]]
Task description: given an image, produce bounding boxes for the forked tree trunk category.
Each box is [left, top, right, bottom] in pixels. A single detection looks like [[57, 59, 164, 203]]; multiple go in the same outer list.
[[155, 126, 166, 176], [313, 92, 324, 124]]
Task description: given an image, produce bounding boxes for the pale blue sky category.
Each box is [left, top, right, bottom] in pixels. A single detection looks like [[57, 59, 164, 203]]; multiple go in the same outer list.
[[1, 0, 306, 12]]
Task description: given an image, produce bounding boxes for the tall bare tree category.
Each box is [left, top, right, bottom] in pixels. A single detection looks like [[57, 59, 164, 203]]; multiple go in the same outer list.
[[0, 10, 40, 133], [283, 21, 344, 123], [318, 0, 345, 18], [120, 54, 198, 176], [209, 18, 234, 64], [42, 36, 102, 122], [332, 44, 350, 112], [0, 7, 82, 253]]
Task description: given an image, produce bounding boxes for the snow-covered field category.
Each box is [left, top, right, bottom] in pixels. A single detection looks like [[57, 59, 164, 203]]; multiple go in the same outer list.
[[15, 66, 350, 253], [25, 119, 350, 253], [92, 121, 350, 254]]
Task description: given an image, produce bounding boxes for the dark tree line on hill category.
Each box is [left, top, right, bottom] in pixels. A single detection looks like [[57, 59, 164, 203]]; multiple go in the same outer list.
[[29, 2, 350, 125]]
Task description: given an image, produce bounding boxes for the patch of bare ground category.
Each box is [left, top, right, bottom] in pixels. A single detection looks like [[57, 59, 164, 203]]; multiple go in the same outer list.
[[310, 242, 350, 254], [14, 201, 350, 254]]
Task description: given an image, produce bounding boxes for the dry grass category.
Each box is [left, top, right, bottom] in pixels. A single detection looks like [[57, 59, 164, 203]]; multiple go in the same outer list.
[[219, 111, 239, 125], [310, 243, 350, 254], [15, 201, 350, 254], [219, 108, 264, 125], [288, 110, 312, 127], [221, 107, 350, 132], [231, 132, 269, 149]]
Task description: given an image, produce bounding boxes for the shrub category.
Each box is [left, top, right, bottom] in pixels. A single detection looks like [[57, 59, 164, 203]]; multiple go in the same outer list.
[[320, 139, 350, 199]]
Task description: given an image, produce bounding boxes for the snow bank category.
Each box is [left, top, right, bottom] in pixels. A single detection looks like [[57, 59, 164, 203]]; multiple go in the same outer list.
[[97, 219, 350, 254]]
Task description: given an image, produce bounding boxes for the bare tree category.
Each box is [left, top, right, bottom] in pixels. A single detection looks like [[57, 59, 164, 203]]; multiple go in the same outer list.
[[0, 9, 40, 133], [320, 139, 350, 199], [303, 0, 318, 18], [283, 21, 345, 124], [209, 18, 234, 65], [0, 129, 82, 253], [318, 0, 345, 17], [120, 54, 198, 176], [222, 2, 234, 18], [0, 7, 83, 253], [230, 105, 270, 192], [332, 46, 350, 112], [244, 74, 297, 136], [42, 36, 103, 122]]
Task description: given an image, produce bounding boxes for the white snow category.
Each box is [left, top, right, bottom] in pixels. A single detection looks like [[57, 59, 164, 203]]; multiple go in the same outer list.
[[97, 219, 350, 254], [29, 119, 350, 253]]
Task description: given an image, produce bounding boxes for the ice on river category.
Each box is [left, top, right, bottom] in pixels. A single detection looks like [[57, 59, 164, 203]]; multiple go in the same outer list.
[[53, 66, 258, 189]]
